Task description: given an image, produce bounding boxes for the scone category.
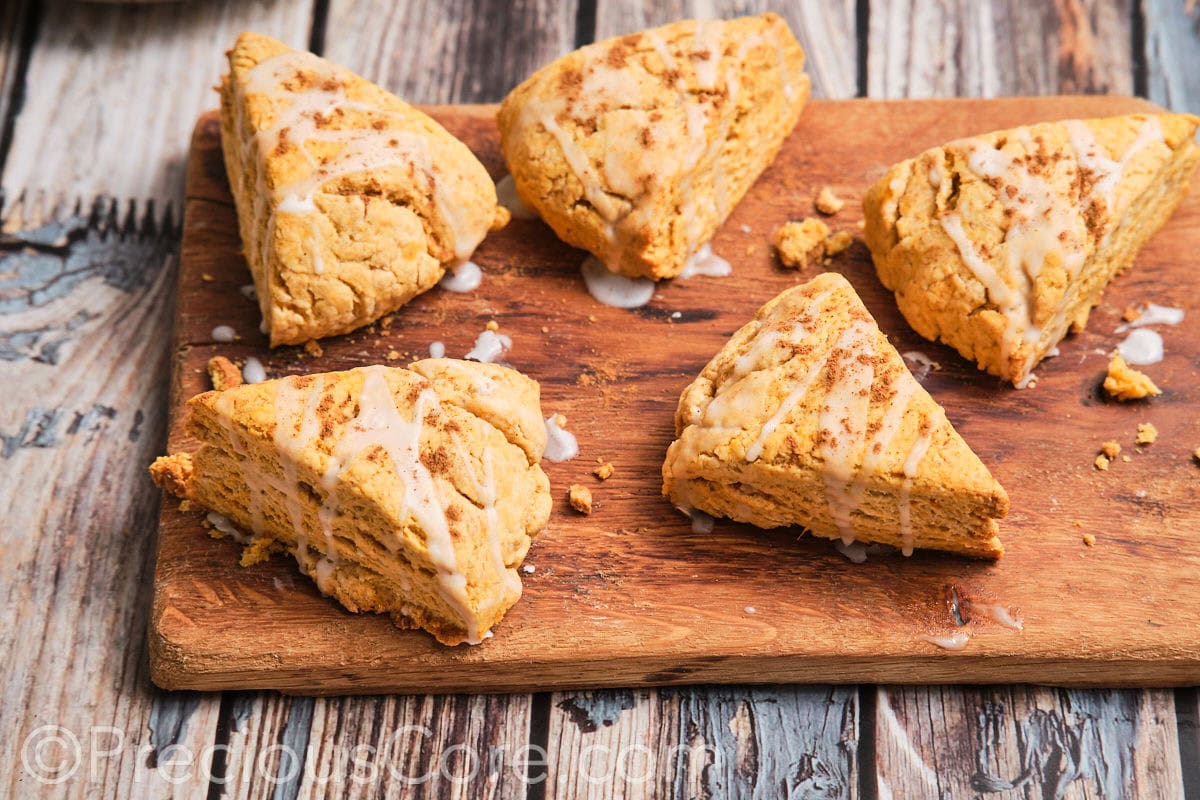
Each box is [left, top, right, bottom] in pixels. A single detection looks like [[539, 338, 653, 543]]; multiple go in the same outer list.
[[863, 113, 1200, 386], [150, 361, 552, 645], [498, 14, 809, 280], [221, 33, 505, 346], [662, 273, 1009, 559]]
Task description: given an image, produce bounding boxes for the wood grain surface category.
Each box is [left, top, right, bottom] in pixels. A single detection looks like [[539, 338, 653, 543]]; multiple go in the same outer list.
[[153, 96, 1200, 694]]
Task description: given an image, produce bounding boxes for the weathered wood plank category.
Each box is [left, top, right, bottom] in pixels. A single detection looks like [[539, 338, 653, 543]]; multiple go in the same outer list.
[[593, 0, 859, 99], [322, 0, 580, 103], [1143, 0, 1200, 113], [0, 0, 31, 164], [867, 0, 1134, 98], [542, 687, 860, 798], [874, 687, 1184, 798], [0, 0, 313, 211], [0, 197, 225, 797]]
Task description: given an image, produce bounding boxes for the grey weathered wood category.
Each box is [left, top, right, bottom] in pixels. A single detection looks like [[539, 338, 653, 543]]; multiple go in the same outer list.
[[323, 0, 580, 103], [542, 687, 860, 798], [867, 0, 1134, 98], [874, 687, 1184, 798], [0, 0, 31, 160], [0, 0, 313, 212], [1144, 0, 1200, 113], [593, 0, 859, 99]]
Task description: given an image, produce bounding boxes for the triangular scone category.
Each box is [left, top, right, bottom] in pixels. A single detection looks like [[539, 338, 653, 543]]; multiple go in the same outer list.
[[220, 33, 505, 346], [662, 273, 1009, 559], [864, 113, 1200, 386], [150, 361, 552, 645], [498, 14, 809, 280]]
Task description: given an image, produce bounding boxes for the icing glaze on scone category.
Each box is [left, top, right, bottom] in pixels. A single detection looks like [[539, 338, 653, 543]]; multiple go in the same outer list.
[[663, 273, 1008, 559], [499, 14, 809, 280], [864, 113, 1200, 386]]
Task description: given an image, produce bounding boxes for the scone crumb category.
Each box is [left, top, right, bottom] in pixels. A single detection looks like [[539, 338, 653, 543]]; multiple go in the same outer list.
[[1194, 447, 1200, 464], [1094, 453, 1110, 471], [239, 536, 277, 568], [826, 231, 854, 257], [386, 350, 401, 361], [380, 315, 395, 330], [303, 339, 324, 358], [207, 356, 243, 391], [179, 499, 193, 512], [201, 272, 214, 282], [1136, 422, 1158, 445], [1100, 440, 1121, 459], [1121, 305, 1142, 323], [1103, 354, 1161, 400], [774, 218, 830, 269], [1121, 455, 1131, 462], [1083, 533, 1096, 547], [149, 454, 193, 498], [569, 484, 593, 515], [486, 320, 500, 331], [1072, 519, 1083, 527], [815, 186, 845, 215], [492, 205, 512, 231], [554, 413, 568, 427], [594, 461, 615, 480], [541, 326, 550, 334]]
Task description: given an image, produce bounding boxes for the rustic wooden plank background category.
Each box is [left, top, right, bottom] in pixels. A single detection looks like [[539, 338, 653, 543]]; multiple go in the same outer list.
[[0, 0, 1196, 796]]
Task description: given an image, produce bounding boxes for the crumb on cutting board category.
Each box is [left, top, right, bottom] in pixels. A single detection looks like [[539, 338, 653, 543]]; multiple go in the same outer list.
[[1083, 533, 1096, 547], [207, 355, 243, 391], [1095, 453, 1110, 471], [569, 484, 593, 514], [774, 219, 829, 269], [814, 186, 845, 215], [303, 339, 323, 357], [594, 461, 615, 480], [1100, 440, 1121, 459], [1136, 422, 1158, 445], [1104, 354, 1161, 401]]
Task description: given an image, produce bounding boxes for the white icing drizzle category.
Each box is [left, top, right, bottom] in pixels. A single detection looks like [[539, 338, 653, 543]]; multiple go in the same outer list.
[[898, 408, 943, 557], [675, 242, 732, 279], [511, 19, 794, 273], [238, 50, 488, 291], [1115, 303, 1184, 333], [273, 375, 326, 567], [428, 341, 446, 359], [1117, 328, 1164, 365], [971, 602, 1024, 631], [938, 118, 1165, 383], [676, 506, 716, 534], [207, 512, 248, 543], [242, 357, 267, 384], [464, 329, 512, 363], [923, 632, 970, 651], [495, 174, 537, 219], [240, 284, 257, 301], [212, 325, 237, 343], [834, 539, 869, 563], [902, 350, 939, 382], [439, 260, 483, 293], [543, 415, 579, 462], [580, 256, 655, 308]]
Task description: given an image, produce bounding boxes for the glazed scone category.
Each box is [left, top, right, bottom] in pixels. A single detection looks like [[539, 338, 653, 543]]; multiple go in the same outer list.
[[662, 273, 1009, 558], [863, 113, 1200, 386], [150, 361, 552, 645], [498, 14, 809, 280], [221, 33, 504, 346]]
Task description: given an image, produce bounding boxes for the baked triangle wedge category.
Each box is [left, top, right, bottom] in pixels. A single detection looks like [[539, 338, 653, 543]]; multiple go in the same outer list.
[[150, 360, 552, 645], [498, 13, 809, 280], [662, 273, 1009, 559], [220, 32, 506, 346], [863, 113, 1200, 387]]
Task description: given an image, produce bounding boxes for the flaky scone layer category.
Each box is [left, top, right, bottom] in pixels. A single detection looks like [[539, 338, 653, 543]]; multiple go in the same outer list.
[[151, 360, 551, 645], [499, 13, 809, 280], [663, 272, 1009, 559], [863, 113, 1200, 386], [221, 32, 503, 346]]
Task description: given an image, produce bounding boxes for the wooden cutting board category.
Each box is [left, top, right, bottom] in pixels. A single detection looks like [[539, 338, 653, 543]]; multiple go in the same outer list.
[[152, 97, 1200, 693]]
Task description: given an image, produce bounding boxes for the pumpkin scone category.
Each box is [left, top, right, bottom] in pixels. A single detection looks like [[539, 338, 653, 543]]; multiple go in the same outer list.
[[221, 33, 505, 346], [150, 361, 552, 645], [662, 273, 1009, 559], [498, 14, 809, 280], [863, 113, 1200, 387]]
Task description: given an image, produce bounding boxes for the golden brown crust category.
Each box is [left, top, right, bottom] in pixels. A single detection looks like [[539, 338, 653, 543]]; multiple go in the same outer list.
[[498, 14, 809, 280], [220, 32, 499, 346], [662, 272, 1008, 559], [863, 113, 1200, 385], [154, 360, 551, 645]]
